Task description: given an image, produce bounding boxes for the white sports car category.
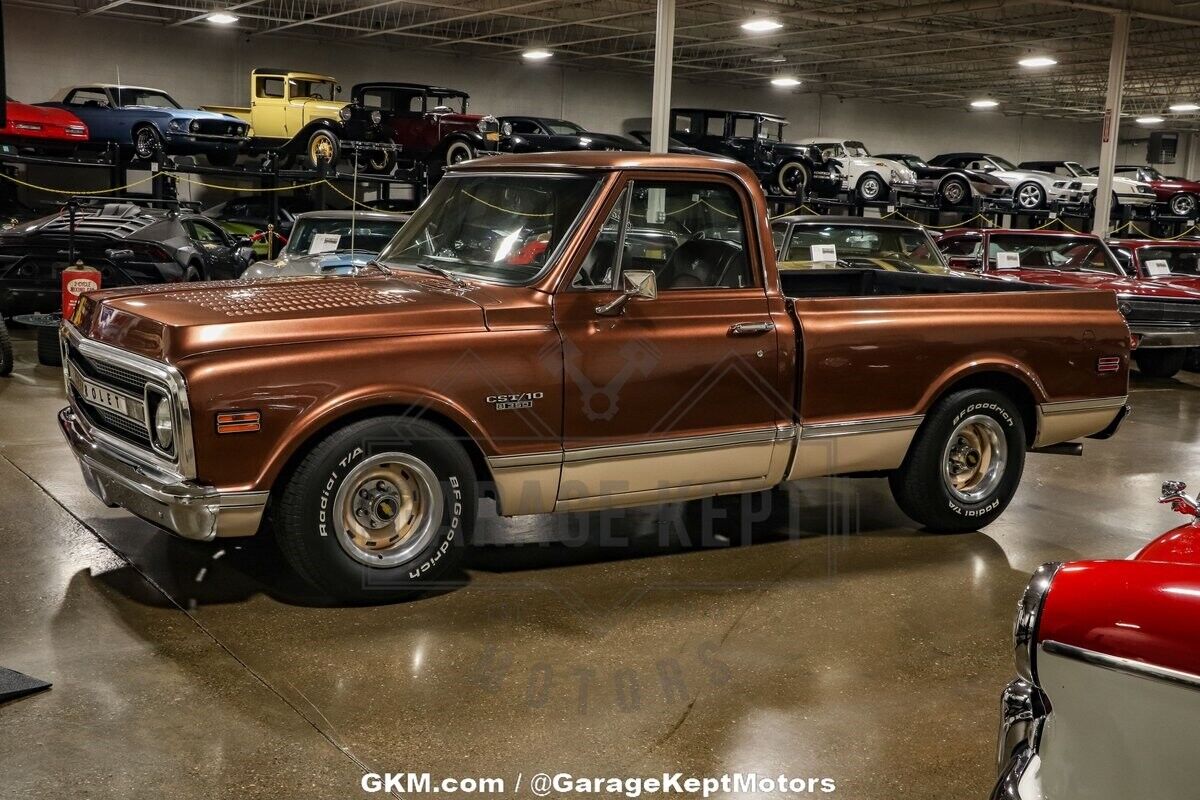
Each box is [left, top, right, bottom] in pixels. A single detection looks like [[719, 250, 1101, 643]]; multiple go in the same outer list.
[[1018, 160, 1156, 208], [929, 152, 1089, 211], [797, 138, 919, 202]]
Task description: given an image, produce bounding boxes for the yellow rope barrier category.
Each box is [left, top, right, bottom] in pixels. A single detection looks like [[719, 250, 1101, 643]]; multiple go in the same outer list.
[[164, 172, 330, 192], [461, 189, 554, 217], [0, 170, 157, 195]]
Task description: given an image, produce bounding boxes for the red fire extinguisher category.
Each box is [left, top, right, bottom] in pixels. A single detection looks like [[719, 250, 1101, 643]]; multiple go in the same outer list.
[[62, 261, 101, 321]]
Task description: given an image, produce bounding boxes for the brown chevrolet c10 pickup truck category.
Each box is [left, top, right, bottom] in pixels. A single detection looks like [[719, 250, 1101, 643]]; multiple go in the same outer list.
[[59, 152, 1131, 601]]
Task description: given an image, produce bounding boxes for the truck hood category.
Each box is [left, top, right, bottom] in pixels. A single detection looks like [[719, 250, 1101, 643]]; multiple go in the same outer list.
[[72, 273, 490, 362]]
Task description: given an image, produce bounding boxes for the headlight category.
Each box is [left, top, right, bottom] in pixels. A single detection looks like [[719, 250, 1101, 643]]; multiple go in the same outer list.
[[1052, 181, 1066, 188], [168, 120, 182, 132], [502, 121, 513, 136], [153, 396, 174, 452], [370, 110, 382, 124], [1013, 562, 1061, 684], [889, 169, 898, 182], [339, 106, 353, 122]]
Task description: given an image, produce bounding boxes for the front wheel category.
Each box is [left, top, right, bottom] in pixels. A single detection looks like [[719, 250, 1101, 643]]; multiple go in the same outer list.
[[940, 177, 970, 207], [1170, 193, 1197, 217], [1015, 182, 1045, 210], [275, 417, 476, 603], [775, 160, 810, 197], [131, 125, 164, 161], [888, 388, 1026, 533], [1134, 348, 1185, 379], [856, 173, 886, 202], [307, 130, 340, 169]]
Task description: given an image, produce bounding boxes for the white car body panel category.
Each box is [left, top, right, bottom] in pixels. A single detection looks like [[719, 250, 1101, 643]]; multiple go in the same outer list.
[[1028, 646, 1199, 800], [797, 138, 918, 195]]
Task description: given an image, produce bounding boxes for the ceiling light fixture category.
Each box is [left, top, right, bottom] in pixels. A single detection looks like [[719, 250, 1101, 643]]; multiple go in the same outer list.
[[1018, 55, 1057, 68], [970, 99, 999, 109], [770, 76, 801, 87], [522, 48, 553, 61], [741, 18, 783, 32], [752, 54, 787, 64], [1169, 103, 1200, 112], [207, 11, 239, 23], [1136, 115, 1165, 124]]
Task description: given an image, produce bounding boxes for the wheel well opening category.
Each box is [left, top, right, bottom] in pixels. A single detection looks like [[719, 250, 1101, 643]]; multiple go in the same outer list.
[[269, 404, 495, 504], [933, 372, 1037, 445]]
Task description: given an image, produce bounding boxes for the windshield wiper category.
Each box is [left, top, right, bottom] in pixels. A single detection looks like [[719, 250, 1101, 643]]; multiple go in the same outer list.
[[410, 260, 466, 285]]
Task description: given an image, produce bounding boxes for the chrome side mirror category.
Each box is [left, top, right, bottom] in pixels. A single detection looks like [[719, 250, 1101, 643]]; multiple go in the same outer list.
[[1160, 480, 1200, 518], [595, 269, 657, 316]]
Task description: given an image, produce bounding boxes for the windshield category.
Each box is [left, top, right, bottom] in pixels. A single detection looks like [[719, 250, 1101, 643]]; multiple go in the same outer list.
[[1132, 246, 1200, 277], [1063, 162, 1089, 177], [988, 234, 1123, 275], [291, 79, 337, 101], [116, 89, 181, 108], [378, 174, 600, 283], [1141, 166, 1165, 180], [988, 155, 1017, 171], [780, 224, 948, 273], [430, 95, 468, 114], [761, 121, 785, 142], [285, 216, 407, 257], [844, 141, 870, 157], [545, 120, 586, 135]]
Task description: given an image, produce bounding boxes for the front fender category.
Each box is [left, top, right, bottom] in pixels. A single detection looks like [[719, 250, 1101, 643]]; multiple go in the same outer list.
[[285, 119, 347, 151]]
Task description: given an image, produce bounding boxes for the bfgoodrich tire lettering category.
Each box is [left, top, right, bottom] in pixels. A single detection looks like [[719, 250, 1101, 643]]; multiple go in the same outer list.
[[276, 416, 475, 602], [888, 388, 1026, 533]]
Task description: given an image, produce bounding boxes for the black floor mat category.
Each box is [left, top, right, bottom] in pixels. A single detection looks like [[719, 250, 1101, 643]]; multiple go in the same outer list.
[[0, 667, 51, 702]]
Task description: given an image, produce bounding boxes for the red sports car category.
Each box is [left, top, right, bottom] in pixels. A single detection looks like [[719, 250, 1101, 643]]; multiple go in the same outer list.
[[937, 228, 1200, 378], [1, 97, 89, 151], [994, 480, 1200, 800], [1113, 164, 1200, 217]]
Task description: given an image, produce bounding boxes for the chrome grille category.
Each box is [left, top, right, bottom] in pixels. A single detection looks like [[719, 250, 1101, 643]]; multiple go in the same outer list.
[[71, 386, 151, 449], [68, 341, 144, 395]]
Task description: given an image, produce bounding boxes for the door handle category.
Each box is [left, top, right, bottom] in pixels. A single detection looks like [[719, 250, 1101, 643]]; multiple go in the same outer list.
[[729, 321, 775, 336]]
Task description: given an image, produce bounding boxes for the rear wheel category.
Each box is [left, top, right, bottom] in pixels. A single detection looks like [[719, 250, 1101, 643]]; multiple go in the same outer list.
[[184, 263, 204, 282], [0, 319, 12, 377], [940, 177, 970, 207], [888, 388, 1026, 533], [1134, 348, 1185, 379], [275, 417, 476, 603], [36, 325, 61, 367], [775, 160, 810, 197]]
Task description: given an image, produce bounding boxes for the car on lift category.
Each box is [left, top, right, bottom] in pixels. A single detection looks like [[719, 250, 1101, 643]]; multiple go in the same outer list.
[[796, 138, 919, 202], [1107, 164, 1200, 217], [876, 152, 1014, 208], [928, 152, 1088, 211], [993, 479, 1200, 800], [668, 108, 842, 198], [202, 69, 397, 173], [771, 216, 956, 274], [1018, 160, 1156, 210], [42, 85, 248, 166], [351, 83, 502, 180], [0, 197, 256, 320], [499, 116, 638, 154], [936, 227, 1200, 378], [241, 210, 409, 279], [0, 97, 89, 153]]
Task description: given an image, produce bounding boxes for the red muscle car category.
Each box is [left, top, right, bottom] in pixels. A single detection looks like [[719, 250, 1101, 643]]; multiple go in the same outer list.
[[1112, 164, 1200, 217], [994, 480, 1200, 800], [1, 97, 88, 151], [937, 228, 1200, 378]]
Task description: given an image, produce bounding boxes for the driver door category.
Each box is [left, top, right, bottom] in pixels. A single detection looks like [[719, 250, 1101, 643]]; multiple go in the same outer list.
[[551, 173, 789, 510]]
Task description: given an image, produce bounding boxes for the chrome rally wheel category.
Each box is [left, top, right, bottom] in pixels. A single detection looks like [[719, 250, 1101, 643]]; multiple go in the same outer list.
[[333, 453, 443, 568], [942, 414, 1007, 504]]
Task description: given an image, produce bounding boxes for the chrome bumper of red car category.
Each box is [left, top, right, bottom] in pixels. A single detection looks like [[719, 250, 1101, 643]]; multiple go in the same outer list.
[[991, 678, 1047, 800]]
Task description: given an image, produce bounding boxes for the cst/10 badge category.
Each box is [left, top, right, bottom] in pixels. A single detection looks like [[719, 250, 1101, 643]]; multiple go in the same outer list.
[[486, 391, 544, 411]]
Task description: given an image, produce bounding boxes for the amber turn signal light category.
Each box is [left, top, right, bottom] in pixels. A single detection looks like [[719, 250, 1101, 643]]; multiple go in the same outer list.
[[216, 411, 261, 434]]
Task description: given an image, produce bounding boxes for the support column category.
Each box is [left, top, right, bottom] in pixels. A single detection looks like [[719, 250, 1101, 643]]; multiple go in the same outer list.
[[1092, 12, 1130, 235], [648, 0, 676, 154]]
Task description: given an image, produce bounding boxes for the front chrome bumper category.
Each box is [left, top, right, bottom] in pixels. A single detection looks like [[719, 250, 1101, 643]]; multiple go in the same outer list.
[[992, 678, 1047, 800], [59, 406, 266, 541]]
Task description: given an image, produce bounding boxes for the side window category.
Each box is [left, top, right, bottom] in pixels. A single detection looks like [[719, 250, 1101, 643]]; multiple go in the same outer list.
[[571, 187, 628, 289], [360, 91, 393, 111], [940, 237, 981, 257], [732, 116, 755, 138], [704, 115, 726, 137], [671, 113, 693, 134], [771, 221, 789, 255], [510, 119, 541, 135], [1112, 247, 1133, 271], [188, 219, 228, 245], [66, 88, 109, 107], [256, 77, 285, 99]]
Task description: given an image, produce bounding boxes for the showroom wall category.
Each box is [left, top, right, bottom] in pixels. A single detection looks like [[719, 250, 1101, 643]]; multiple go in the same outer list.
[[4, 4, 1116, 166]]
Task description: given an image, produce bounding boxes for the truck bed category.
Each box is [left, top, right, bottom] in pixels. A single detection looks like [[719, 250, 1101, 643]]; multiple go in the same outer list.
[[780, 268, 1043, 298]]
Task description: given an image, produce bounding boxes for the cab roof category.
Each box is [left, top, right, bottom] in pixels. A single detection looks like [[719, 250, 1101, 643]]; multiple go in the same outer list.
[[449, 150, 755, 179]]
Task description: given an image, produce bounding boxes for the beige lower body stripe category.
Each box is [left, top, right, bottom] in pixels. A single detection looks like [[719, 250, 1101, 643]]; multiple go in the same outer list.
[[787, 415, 923, 480], [1035, 395, 1127, 447]]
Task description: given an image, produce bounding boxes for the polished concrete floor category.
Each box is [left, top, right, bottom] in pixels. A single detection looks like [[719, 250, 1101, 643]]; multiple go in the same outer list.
[[1, 328, 1195, 799]]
